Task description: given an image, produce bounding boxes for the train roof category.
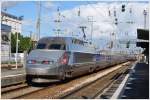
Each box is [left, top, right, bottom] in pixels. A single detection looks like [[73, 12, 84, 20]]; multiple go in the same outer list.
[[40, 36, 85, 40], [38, 36, 88, 43], [38, 36, 97, 54]]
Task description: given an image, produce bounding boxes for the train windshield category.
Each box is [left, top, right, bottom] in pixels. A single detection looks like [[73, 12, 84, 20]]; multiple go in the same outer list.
[[36, 43, 46, 49], [48, 44, 66, 50]]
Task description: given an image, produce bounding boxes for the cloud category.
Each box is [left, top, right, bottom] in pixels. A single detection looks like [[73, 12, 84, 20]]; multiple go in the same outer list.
[[56, 3, 117, 39]]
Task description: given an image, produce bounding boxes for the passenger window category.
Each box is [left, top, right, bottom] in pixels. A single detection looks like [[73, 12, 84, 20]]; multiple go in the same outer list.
[[63, 45, 66, 50], [48, 44, 66, 50], [36, 43, 46, 49]]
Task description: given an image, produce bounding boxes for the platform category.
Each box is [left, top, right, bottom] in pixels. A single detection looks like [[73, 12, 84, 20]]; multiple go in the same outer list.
[[1, 68, 26, 87], [118, 62, 149, 99]]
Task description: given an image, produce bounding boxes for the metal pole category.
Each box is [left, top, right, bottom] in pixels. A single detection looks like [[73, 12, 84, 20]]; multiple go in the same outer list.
[[8, 32, 11, 67], [15, 33, 19, 69], [23, 51, 27, 68], [143, 10, 147, 29], [91, 19, 93, 43], [36, 1, 41, 41], [88, 16, 95, 43], [38, 2, 41, 40]]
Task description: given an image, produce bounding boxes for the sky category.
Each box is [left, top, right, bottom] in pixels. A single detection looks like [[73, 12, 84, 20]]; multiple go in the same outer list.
[[1, 0, 149, 53]]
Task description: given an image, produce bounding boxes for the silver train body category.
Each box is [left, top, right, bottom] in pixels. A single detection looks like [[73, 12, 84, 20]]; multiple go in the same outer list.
[[26, 37, 135, 83]]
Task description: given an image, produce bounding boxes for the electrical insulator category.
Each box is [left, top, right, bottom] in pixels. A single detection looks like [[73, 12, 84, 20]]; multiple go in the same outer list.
[[122, 4, 125, 12], [114, 10, 116, 17], [108, 10, 111, 16], [115, 18, 118, 25]]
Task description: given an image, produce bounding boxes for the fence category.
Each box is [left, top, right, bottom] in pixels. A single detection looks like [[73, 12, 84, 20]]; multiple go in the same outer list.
[[1, 53, 25, 64]]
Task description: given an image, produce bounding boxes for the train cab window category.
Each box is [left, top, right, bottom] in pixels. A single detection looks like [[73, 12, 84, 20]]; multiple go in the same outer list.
[[48, 44, 66, 50], [36, 43, 46, 49]]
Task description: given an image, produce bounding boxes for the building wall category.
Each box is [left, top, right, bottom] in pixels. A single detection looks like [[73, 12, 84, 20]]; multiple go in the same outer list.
[[1, 24, 11, 63], [1, 44, 10, 63], [1, 11, 23, 63]]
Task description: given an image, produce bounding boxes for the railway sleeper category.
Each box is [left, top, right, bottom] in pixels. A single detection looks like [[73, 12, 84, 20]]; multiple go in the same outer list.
[[99, 70, 129, 99]]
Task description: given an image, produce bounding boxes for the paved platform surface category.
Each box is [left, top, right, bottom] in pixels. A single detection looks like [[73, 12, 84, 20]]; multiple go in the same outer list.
[[119, 62, 149, 99], [1, 68, 26, 78], [1, 68, 26, 87]]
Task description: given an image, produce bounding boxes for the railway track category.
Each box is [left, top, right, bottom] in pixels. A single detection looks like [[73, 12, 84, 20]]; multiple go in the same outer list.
[[1, 83, 28, 93], [1, 61, 134, 99], [62, 64, 131, 99], [1, 83, 46, 99]]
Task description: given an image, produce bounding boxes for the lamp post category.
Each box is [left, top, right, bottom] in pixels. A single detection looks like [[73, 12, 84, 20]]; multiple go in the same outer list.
[[8, 32, 11, 68], [143, 9, 147, 29], [15, 33, 20, 69]]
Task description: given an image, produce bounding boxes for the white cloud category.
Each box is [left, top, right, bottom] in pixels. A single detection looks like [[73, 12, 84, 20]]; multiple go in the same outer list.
[[56, 3, 117, 39]]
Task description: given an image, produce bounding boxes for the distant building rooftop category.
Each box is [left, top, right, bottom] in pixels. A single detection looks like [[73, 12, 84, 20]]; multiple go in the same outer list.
[[1, 11, 23, 21]]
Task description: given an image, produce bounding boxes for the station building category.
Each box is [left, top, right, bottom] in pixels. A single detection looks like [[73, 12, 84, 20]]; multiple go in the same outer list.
[[1, 11, 23, 63], [1, 24, 11, 63], [1, 11, 22, 34]]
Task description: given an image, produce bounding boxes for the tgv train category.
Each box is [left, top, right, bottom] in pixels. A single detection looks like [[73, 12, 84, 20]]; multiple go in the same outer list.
[[26, 37, 135, 83]]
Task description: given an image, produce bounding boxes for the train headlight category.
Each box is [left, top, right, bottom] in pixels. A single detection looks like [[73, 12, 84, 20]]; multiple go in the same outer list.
[[27, 60, 36, 64], [42, 60, 50, 64]]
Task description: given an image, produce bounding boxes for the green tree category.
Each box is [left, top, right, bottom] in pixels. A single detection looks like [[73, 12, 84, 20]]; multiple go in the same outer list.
[[11, 33, 17, 53], [11, 33, 32, 53]]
